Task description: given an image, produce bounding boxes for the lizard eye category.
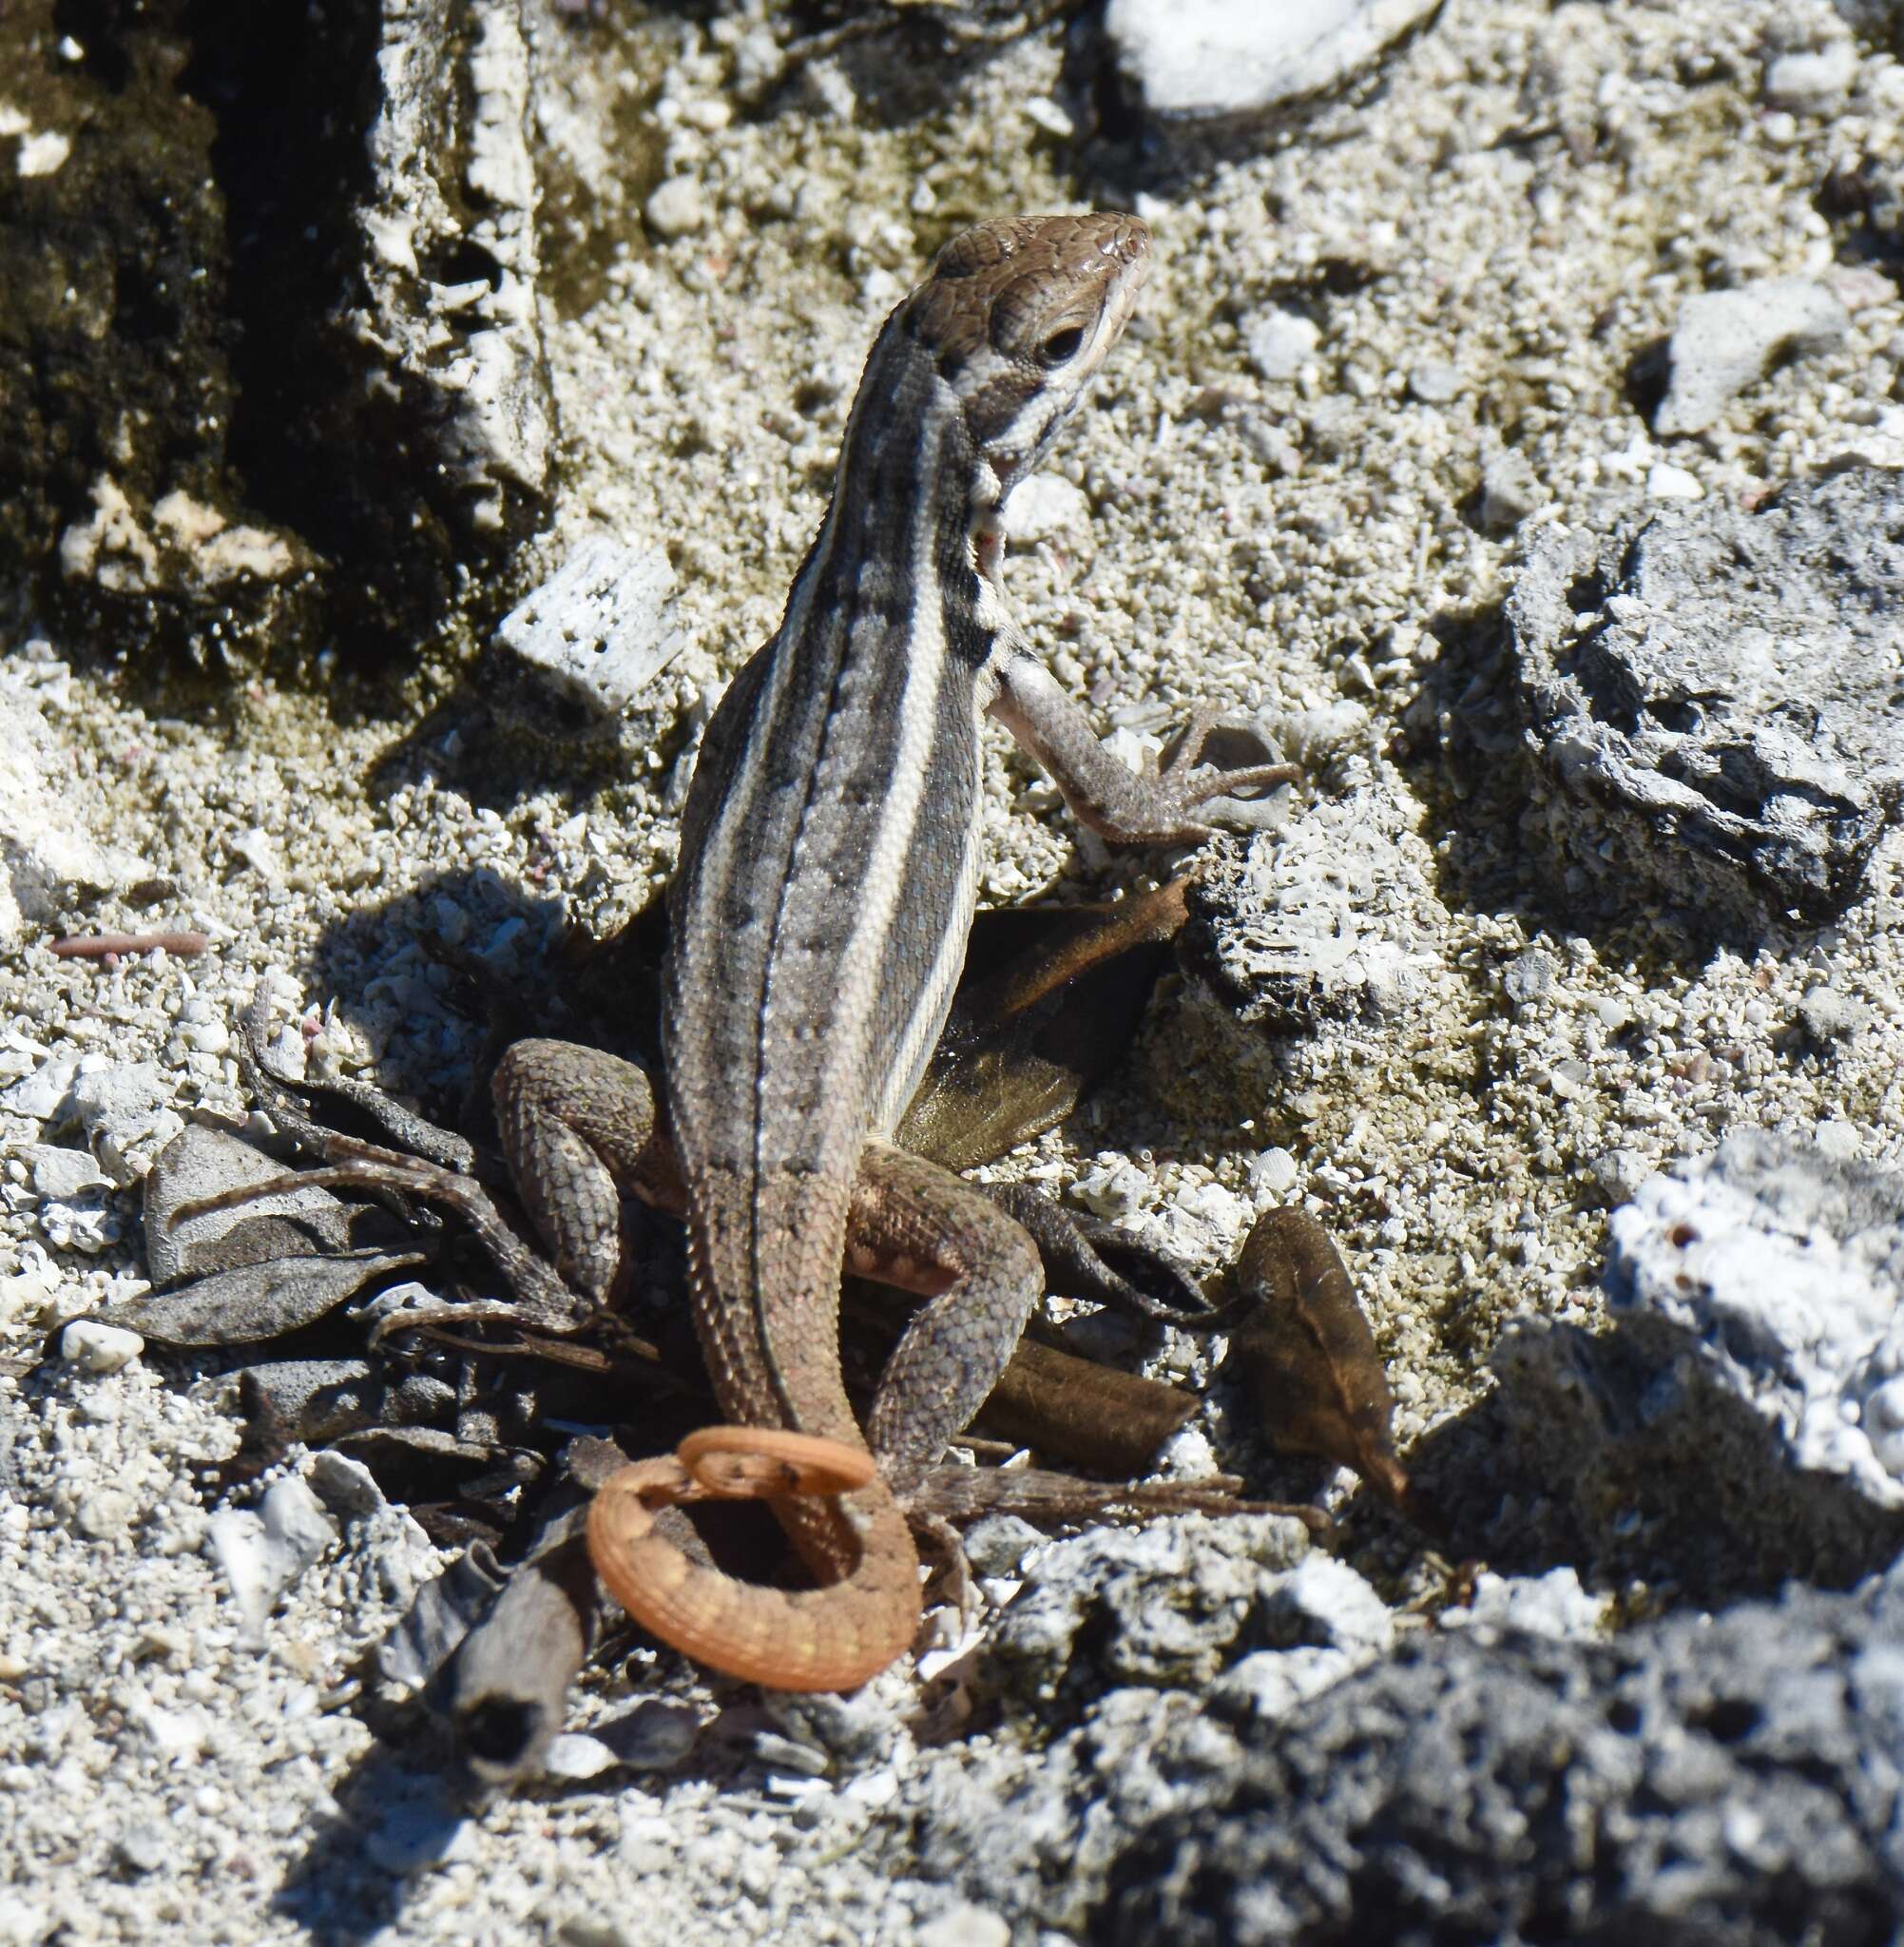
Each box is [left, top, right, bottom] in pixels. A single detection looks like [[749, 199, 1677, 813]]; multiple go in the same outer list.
[[1037, 325, 1086, 367]]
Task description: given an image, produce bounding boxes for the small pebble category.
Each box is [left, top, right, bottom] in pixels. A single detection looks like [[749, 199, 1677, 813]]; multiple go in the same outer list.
[[1243, 309, 1319, 382], [915, 1904, 1011, 1947], [1480, 450, 1545, 530], [1761, 40, 1856, 113], [1003, 473, 1090, 545], [1407, 360, 1461, 404], [1798, 986, 1873, 1044], [644, 176, 709, 240], [963, 1514, 1045, 1577], [1647, 462, 1703, 501], [60, 1319, 144, 1374]]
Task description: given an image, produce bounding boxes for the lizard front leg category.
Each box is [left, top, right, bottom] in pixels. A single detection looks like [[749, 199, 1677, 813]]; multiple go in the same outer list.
[[987, 644, 1298, 845]]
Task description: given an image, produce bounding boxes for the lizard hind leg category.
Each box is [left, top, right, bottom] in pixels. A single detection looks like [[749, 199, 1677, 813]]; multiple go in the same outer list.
[[491, 1038, 683, 1305], [847, 1142, 1046, 1496]]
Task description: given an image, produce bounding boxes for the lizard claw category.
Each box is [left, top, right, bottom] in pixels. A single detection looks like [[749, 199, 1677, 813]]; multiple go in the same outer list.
[[1151, 710, 1300, 836]]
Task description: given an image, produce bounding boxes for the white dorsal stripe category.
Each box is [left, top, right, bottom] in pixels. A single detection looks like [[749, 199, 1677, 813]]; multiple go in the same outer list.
[[807, 397, 955, 1151]]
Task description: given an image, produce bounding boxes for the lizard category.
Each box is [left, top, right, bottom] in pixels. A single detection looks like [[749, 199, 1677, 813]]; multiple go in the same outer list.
[[479, 210, 1298, 1692]]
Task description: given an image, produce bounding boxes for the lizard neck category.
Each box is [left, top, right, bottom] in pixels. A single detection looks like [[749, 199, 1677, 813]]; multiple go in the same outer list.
[[812, 315, 992, 658]]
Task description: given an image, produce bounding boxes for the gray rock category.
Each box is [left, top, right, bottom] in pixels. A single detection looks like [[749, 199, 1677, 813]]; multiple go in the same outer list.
[[66, 1062, 180, 1186], [114, 1822, 170, 1876], [1102, 0, 1442, 124], [1097, 1565, 1904, 1942], [206, 1475, 338, 1645], [1500, 947, 1558, 1006], [963, 1513, 1046, 1577], [984, 1513, 1318, 1701], [1653, 278, 1849, 436], [494, 539, 689, 715], [1406, 359, 1461, 404], [1479, 448, 1544, 530], [240, 1359, 380, 1444], [1798, 984, 1875, 1044], [1002, 472, 1091, 545], [1491, 1133, 1904, 1595], [1606, 1134, 1904, 1508], [1507, 468, 1904, 926], [59, 1320, 144, 1375]]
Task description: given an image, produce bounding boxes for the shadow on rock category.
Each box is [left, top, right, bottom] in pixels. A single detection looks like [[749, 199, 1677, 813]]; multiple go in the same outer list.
[[1405, 1306, 1904, 1610]]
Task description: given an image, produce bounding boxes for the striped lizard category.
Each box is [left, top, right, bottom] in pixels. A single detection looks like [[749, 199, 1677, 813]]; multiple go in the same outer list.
[[491, 212, 1297, 1690]]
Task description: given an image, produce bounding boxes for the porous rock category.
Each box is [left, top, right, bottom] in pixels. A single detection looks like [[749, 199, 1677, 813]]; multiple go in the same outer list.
[[1183, 770, 1445, 1032], [982, 1513, 1319, 1701], [494, 539, 689, 715], [1490, 1132, 1904, 1594], [1097, 1564, 1904, 1942], [1506, 467, 1904, 927]]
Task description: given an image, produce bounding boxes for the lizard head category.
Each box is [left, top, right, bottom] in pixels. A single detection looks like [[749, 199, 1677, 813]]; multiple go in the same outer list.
[[902, 211, 1151, 506]]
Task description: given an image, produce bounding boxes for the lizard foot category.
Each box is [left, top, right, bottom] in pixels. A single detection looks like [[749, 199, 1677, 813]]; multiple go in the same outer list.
[[1150, 709, 1301, 835]]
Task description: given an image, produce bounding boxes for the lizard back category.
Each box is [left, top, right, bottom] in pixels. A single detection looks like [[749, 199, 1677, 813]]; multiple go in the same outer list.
[[664, 213, 1151, 1438]]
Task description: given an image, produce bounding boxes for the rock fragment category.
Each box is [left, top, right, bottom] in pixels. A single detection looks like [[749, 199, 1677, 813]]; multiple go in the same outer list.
[[1606, 1134, 1904, 1509], [1761, 37, 1857, 112], [1491, 1133, 1904, 1594], [206, 1475, 338, 1645], [1506, 467, 1903, 926], [1100, 1566, 1904, 1942], [59, 1320, 144, 1374], [1478, 449, 1544, 530], [494, 540, 689, 715], [1184, 774, 1443, 1031], [1653, 278, 1849, 436], [1241, 309, 1319, 381], [1101, 0, 1442, 124]]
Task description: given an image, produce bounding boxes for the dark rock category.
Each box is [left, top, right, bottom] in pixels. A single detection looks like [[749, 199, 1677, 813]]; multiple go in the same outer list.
[[1099, 1565, 1904, 1943], [0, 0, 551, 666], [1507, 468, 1904, 927]]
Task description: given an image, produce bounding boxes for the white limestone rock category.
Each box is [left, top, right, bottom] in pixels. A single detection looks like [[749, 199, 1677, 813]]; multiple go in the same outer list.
[[1103, 0, 1441, 124]]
